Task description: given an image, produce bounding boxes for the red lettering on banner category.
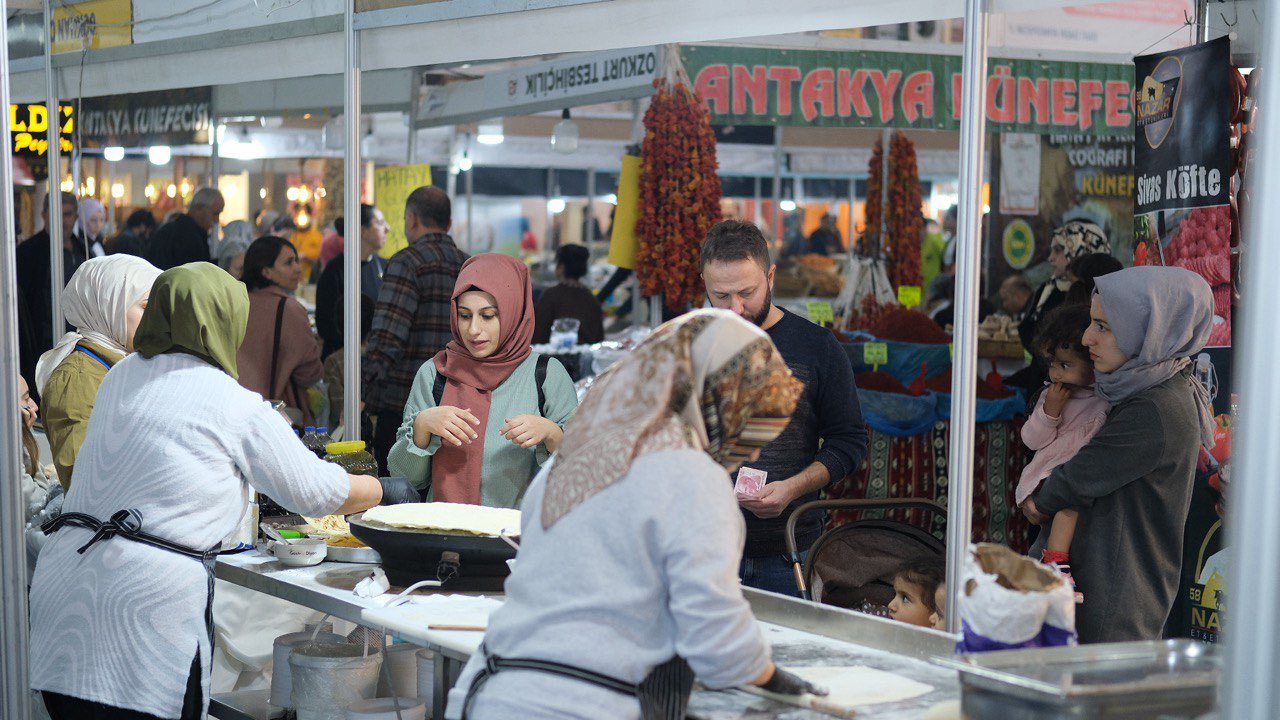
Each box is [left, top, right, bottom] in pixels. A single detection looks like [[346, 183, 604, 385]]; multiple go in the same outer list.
[[837, 68, 872, 118], [768, 66, 803, 116], [1052, 79, 1079, 127], [868, 70, 902, 123], [987, 66, 1016, 123], [901, 70, 933, 122], [800, 68, 836, 121], [952, 73, 963, 119], [695, 65, 730, 114], [1078, 80, 1103, 130], [1017, 77, 1050, 125], [1105, 80, 1132, 126], [732, 65, 768, 115]]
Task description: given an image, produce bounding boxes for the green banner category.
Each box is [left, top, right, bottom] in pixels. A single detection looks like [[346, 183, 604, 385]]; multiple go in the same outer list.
[[682, 46, 1134, 137]]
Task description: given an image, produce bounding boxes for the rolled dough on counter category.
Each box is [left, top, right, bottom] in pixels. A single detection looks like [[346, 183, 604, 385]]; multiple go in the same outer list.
[[361, 503, 521, 537], [792, 665, 933, 707]]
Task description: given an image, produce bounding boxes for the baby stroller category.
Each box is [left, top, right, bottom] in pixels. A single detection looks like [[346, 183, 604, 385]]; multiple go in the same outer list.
[[784, 498, 947, 610]]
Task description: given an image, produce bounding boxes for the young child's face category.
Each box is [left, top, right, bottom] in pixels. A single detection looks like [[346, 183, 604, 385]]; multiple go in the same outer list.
[[888, 577, 935, 627], [929, 585, 947, 631], [1046, 346, 1094, 388]]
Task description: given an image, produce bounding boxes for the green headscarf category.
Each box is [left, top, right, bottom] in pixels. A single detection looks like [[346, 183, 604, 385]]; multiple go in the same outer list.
[[134, 262, 250, 378]]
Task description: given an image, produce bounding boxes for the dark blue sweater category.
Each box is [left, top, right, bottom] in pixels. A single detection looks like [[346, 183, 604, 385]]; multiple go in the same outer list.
[[739, 308, 869, 556]]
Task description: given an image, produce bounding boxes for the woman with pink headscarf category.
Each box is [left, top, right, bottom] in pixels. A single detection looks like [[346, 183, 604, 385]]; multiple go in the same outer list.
[[388, 254, 579, 508]]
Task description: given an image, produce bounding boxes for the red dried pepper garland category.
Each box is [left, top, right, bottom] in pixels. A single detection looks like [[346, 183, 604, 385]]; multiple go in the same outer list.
[[635, 79, 723, 311], [862, 131, 923, 289]]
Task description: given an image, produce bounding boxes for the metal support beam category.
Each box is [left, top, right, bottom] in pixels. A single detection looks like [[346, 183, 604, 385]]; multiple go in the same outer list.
[[341, 0, 363, 442], [1223, 5, 1280, 717], [44, 0, 63, 347], [2, 0, 33, 712], [944, 0, 989, 634], [772, 126, 783, 248]]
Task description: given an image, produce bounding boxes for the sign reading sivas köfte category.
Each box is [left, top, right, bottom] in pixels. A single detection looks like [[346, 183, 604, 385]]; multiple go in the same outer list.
[[1133, 37, 1231, 214]]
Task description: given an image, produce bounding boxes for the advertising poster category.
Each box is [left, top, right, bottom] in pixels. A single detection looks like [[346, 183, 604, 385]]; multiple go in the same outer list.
[[1133, 37, 1232, 347], [374, 164, 433, 258], [79, 87, 212, 148], [988, 134, 1135, 293]]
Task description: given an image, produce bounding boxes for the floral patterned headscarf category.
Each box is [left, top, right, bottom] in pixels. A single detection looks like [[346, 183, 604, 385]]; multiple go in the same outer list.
[[541, 309, 801, 529]]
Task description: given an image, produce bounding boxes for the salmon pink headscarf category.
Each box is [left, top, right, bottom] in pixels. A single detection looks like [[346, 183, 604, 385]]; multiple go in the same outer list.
[[432, 254, 535, 504]]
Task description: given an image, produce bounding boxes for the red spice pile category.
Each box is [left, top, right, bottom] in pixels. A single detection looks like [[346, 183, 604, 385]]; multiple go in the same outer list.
[[924, 369, 1014, 399], [868, 308, 951, 345], [855, 371, 910, 395]]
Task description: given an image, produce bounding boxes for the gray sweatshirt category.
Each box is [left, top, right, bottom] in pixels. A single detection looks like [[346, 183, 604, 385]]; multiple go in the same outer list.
[[1033, 373, 1200, 644], [446, 449, 771, 719]]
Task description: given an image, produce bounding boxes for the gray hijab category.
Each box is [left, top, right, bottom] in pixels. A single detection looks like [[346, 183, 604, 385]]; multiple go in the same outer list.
[[1094, 266, 1215, 448]]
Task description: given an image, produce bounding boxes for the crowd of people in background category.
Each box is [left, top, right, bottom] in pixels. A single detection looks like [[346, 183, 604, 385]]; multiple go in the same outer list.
[[10, 187, 1217, 711]]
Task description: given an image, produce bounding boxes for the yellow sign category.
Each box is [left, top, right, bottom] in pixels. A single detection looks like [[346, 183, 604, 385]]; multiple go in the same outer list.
[[51, 0, 133, 55], [374, 164, 434, 258], [807, 301, 834, 326], [1002, 219, 1035, 270], [607, 154, 641, 270], [897, 285, 922, 308], [10, 104, 73, 157], [863, 342, 888, 367]]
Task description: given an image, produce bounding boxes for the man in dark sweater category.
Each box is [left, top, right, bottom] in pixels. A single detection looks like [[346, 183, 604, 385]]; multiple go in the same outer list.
[[533, 244, 605, 345], [702, 220, 868, 596], [16, 191, 84, 400], [145, 187, 223, 270]]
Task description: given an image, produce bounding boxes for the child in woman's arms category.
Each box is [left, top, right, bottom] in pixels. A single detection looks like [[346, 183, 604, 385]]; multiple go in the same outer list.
[[889, 556, 946, 627], [1017, 303, 1111, 603]]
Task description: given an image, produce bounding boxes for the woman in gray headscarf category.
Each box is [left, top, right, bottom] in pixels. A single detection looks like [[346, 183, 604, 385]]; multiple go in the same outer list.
[[216, 220, 254, 279], [1022, 266, 1215, 643]]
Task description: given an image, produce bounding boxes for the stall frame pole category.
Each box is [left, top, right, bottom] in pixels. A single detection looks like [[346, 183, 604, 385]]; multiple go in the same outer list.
[[342, 0, 363, 442], [1223, 6, 1280, 717], [2, 0, 32, 712], [44, 0, 63, 345], [944, 0, 989, 634], [772, 126, 783, 248]]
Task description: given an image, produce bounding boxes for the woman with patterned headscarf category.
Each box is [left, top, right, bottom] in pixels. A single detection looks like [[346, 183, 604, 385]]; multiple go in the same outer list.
[[1014, 220, 1111, 388], [446, 309, 827, 720], [28, 263, 414, 720]]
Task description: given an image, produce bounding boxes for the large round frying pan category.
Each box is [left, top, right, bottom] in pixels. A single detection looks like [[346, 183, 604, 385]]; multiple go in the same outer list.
[[347, 511, 517, 590]]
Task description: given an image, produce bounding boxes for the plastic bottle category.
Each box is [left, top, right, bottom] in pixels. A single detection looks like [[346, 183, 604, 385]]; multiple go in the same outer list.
[[301, 426, 324, 457], [315, 427, 334, 458]]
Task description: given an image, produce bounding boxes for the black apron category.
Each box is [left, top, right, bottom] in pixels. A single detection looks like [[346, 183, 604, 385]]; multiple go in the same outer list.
[[42, 509, 237, 714], [459, 644, 694, 720]]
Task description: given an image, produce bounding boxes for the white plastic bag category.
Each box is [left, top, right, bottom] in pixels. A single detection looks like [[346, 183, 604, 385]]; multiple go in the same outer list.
[[957, 543, 1077, 652]]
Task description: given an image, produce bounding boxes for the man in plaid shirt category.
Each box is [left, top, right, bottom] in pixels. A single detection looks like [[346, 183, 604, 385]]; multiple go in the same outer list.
[[362, 186, 468, 471]]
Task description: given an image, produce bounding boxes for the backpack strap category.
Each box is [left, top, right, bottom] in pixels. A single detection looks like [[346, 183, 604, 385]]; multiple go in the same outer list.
[[432, 370, 447, 407], [535, 354, 550, 416], [433, 355, 553, 414]]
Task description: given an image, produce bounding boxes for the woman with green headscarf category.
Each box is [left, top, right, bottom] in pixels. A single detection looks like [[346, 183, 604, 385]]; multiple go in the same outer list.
[[27, 263, 417, 720]]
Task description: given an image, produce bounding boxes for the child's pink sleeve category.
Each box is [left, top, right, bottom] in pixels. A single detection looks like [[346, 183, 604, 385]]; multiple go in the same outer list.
[[1021, 391, 1060, 451]]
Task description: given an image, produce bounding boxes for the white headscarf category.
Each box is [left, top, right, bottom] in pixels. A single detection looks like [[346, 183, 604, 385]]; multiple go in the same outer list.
[[34, 255, 162, 394]]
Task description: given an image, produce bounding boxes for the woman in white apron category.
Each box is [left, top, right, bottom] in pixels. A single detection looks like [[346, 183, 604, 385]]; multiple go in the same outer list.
[[28, 262, 418, 720]]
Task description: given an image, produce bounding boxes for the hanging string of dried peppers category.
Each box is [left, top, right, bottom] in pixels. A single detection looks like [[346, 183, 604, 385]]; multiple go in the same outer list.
[[635, 78, 723, 311]]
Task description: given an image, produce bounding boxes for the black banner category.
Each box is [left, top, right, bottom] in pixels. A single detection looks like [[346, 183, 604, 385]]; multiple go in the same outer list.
[[1134, 37, 1230, 214], [79, 87, 212, 148]]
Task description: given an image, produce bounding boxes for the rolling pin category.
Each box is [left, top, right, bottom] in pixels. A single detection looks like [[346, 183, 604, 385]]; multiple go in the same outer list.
[[739, 684, 858, 719]]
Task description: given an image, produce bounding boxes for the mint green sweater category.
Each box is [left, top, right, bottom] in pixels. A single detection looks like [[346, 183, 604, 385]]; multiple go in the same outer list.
[[388, 354, 579, 509]]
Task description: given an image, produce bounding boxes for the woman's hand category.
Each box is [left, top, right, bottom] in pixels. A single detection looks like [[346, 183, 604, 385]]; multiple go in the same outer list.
[[500, 415, 563, 452], [1042, 382, 1071, 419], [751, 663, 828, 697], [1021, 497, 1048, 525], [413, 406, 481, 448]]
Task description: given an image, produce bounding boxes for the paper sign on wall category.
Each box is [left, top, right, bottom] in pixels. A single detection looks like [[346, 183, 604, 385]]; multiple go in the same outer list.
[[374, 164, 434, 258]]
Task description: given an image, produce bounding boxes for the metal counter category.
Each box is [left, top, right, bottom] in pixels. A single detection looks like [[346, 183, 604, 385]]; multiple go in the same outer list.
[[214, 553, 963, 719]]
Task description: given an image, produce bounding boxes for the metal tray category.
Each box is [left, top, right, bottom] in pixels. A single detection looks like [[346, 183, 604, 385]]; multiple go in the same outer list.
[[934, 639, 1220, 718], [324, 544, 382, 564]]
